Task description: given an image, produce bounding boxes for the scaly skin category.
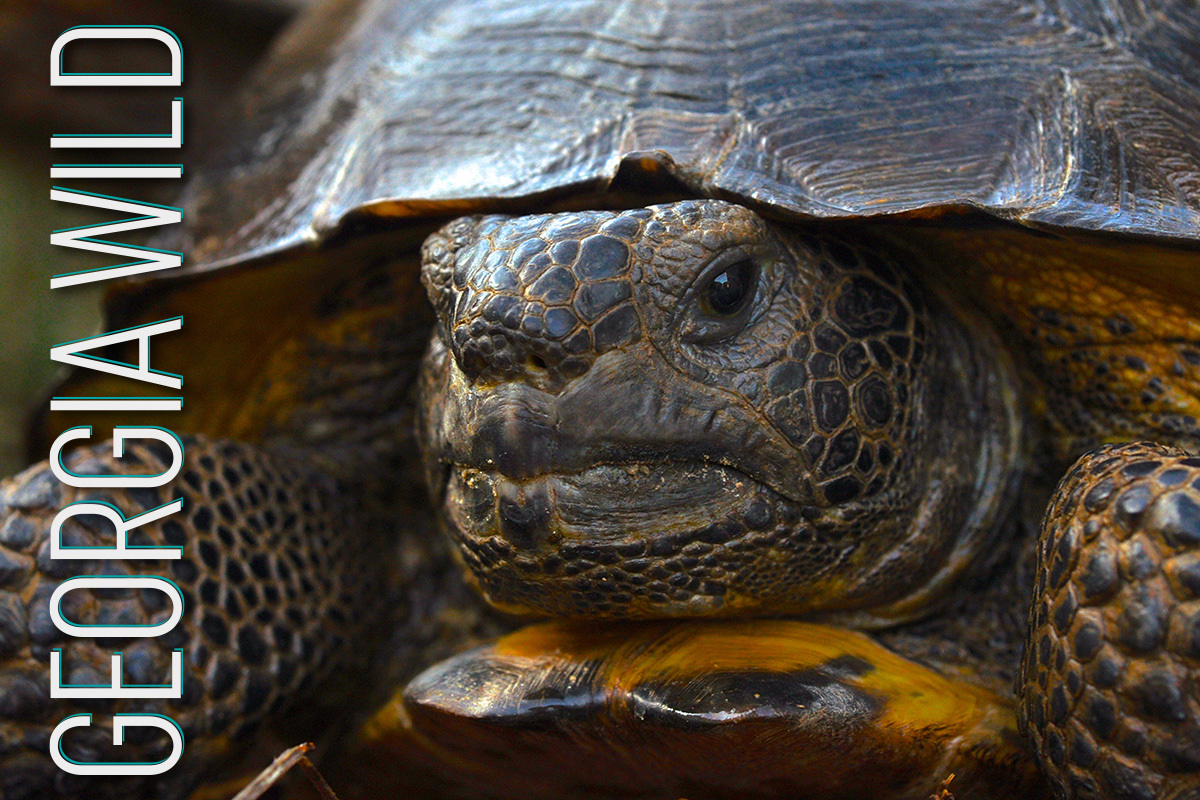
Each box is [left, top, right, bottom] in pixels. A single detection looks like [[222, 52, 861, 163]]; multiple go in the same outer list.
[[909, 228, 1200, 459], [1023, 442, 1200, 798], [0, 437, 388, 799]]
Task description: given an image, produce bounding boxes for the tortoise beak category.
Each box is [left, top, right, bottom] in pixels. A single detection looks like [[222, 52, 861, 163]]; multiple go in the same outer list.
[[421, 335, 819, 507]]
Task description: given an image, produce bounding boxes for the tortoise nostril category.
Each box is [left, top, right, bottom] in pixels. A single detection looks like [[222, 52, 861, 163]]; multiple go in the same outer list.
[[529, 354, 548, 371]]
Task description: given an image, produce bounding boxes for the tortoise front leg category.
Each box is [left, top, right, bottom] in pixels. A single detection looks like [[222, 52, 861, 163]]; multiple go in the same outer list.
[[0, 436, 390, 799], [1023, 442, 1200, 799]]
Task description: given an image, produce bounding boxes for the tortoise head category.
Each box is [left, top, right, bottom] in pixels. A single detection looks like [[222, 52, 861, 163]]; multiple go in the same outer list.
[[417, 199, 1023, 625]]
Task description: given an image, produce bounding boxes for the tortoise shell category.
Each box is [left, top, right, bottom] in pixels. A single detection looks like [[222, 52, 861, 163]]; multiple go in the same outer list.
[[178, 0, 1200, 276]]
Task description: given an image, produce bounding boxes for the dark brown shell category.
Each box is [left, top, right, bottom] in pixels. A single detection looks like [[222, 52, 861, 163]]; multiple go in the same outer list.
[[39, 0, 1200, 455], [182, 0, 1200, 273]]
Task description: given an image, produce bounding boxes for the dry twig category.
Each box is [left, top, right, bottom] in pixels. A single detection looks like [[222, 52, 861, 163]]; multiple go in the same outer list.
[[230, 742, 340, 800], [930, 773, 956, 800]]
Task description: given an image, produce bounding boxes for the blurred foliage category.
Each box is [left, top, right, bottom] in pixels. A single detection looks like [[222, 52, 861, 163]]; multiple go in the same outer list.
[[0, 0, 305, 473], [0, 139, 101, 474]]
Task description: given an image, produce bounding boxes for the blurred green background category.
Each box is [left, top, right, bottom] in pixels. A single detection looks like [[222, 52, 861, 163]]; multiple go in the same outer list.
[[0, 0, 305, 473], [0, 144, 101, 473]]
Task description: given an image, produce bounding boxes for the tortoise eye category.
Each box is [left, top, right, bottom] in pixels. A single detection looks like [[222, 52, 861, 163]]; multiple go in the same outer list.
[[699, 259, 757, 317]]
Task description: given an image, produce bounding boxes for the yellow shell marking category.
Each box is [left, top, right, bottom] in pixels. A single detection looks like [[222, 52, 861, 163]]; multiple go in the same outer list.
[[336, 619, 1048, 800]]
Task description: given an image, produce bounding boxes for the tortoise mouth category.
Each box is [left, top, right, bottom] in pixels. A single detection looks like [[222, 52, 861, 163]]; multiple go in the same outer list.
[[420, 338, 820, 507], [445, 459, 771, 542], [437, 460, 835, 619]]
